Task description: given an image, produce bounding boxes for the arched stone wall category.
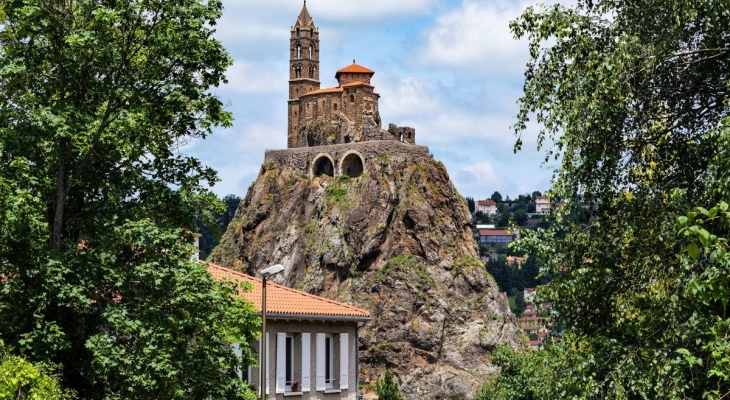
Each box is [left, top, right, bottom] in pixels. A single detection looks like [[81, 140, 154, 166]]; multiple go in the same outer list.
[[266, 141, 431, 176], [339, 150, 365, 178], [311, 153, 335, 177]]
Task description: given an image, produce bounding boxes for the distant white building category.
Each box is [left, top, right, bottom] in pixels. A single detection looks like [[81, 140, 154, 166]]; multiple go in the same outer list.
[[476, 200, 498, 215], [536, 196, 550, 214]]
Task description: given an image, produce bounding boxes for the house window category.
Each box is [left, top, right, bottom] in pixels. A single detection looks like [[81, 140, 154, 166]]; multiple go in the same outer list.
[[316, 332, 349, 391], [325, 334, 334, 389], [350, 94, 355, 102], [277, 332, 310, 394], [285, 335, 294, 390]]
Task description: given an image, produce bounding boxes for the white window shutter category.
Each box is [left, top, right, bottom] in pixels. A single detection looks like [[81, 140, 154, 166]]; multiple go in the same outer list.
[[232, 343, 242, 379], [266, 333, 270, 395], [316, 333, 326, 391], [339, 333, 349, 389], [276, 333, 286, 393], [257, 338, 262, 395], [301, 333, 311, 392]]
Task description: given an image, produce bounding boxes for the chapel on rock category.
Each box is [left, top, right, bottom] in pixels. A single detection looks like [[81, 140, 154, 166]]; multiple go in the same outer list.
[[265, 2, 425, 180], [286, 2, 415, 149]]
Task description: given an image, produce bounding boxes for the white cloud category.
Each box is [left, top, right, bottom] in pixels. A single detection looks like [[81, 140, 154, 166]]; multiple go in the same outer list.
[[416, 0, 533, 77], [222, 60, 288, 95], [378, 76, 518, 145], [220, 0, 436, 24]]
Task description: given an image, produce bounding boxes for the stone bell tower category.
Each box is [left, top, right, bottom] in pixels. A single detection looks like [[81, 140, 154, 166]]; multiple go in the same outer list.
[[287, 1, 321, 148]]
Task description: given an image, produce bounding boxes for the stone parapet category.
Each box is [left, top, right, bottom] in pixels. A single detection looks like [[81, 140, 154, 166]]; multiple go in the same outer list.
[[264, 141, 430, 176]]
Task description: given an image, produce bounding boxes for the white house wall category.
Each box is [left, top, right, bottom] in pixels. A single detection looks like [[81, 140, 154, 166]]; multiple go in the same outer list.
[[251, 319, 359, 400]]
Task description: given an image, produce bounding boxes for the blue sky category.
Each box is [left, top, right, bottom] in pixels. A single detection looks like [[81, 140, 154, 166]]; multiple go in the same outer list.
[[185, 0, 559, 201]]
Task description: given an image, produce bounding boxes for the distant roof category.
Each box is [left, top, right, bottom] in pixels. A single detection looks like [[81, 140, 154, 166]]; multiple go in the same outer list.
[[477, 200, 496, 206], [335, 62, 375, 79], [341, 81, 374, 88], [207, 263, 371, 321], [300, 87, 343, 97], [479, 229, 512, 236]]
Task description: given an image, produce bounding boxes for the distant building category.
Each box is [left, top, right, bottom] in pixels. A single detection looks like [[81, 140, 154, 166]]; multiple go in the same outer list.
[[475, 200, 498, 215], [536, 196, 550, 214], [476, 224, 496, 230], [506, 256, 526, 267], [478, 229, 514, 244], [524, 288, 536, 303]]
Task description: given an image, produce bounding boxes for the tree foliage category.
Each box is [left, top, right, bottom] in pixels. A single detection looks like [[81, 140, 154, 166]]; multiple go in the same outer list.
[[0, 344, 75, 400], [198, 194, 241, 260], [491, 0, 730, 397], [375, 370, 404, 400], [0, 0, 260, 398], [466, 196, 476, 213]]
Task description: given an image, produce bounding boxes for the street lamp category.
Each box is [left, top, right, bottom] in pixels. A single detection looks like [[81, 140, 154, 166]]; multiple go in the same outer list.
[[259, 264, 284, 400]]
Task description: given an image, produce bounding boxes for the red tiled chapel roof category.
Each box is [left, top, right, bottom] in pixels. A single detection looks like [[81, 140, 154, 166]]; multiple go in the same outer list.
[[335, 62, 375, 78]]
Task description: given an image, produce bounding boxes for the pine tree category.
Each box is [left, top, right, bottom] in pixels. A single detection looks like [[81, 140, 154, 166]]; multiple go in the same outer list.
[[375, 370, 403, 400]]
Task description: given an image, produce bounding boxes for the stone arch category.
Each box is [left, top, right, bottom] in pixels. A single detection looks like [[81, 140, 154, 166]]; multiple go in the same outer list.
[[339, 150, 365, 178], [311, 153, 335, 178]]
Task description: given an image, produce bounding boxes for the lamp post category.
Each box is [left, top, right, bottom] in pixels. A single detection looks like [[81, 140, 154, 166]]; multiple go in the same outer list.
[[259, 264, 284, 400]]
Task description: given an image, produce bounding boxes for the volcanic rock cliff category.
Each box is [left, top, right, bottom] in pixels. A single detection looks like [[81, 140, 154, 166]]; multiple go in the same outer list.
[[210, 144, 524, 398]]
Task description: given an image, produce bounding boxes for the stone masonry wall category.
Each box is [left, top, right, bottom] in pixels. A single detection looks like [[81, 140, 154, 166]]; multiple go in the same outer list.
[[264, 140, 430, 176]]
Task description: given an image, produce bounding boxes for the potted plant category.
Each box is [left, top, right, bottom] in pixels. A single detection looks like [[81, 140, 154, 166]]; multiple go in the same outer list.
[[292, 379, 300, 392]]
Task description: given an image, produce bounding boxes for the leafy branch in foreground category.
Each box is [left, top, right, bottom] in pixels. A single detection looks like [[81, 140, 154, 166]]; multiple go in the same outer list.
[[0, 0, 260, 398], [486, 0, 730, 398]]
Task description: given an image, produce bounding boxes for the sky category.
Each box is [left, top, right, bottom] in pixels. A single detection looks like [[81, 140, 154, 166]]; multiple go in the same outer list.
[[185, 0, 561, 201]]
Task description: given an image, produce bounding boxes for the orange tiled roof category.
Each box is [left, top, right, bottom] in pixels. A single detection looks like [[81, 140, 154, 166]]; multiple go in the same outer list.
[[341, 81, 374, 88], [479, 229, 513, 236], [207, 263, 371, 321], [300, 87, 343, 97], [335, 62, 375, 78]]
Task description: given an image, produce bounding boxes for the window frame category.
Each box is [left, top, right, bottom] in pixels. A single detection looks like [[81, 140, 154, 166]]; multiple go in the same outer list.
[[285, 334, 295, 391], [324, 334, 334, 389]]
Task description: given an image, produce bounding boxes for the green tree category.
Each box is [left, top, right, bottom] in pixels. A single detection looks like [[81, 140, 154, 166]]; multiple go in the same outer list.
[[376, 370, 404, 400], [485, 256, 510, 292], [0, 345, 75, 400], [504, 0, 730, 397], [0, 0, 260, 398], [490, 191, 503, 203], [466, 196, 476, 213], [513, 209, 528, 226], [198, 194, 242, 260], [508, 288, 526, 316]]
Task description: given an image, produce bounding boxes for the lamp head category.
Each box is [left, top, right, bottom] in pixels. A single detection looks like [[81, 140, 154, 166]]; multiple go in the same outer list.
[[259, 264, 285, 279]]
